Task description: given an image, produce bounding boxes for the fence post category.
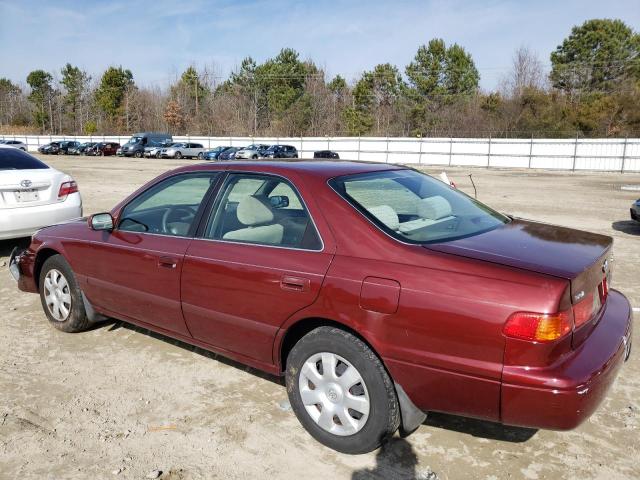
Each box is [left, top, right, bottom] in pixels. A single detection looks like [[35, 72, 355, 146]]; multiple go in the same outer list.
[[448, 137, 453, 166], [528, 134, 534, 169], [357, 136, 361, 161], [621, 137, 628, 173], [385, 137, 389, 163], [418, 136, 423, 164], [487, 134, 492, 168], [572, 132, 579, 171]]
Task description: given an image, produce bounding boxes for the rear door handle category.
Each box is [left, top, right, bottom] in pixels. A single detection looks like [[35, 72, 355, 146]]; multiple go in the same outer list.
[[280, 275, 310, 292], [158, 256, 178, 269]]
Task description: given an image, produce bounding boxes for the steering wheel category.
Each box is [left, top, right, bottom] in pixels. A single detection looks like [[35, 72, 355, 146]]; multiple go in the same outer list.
[[161, 206, 197, 234]]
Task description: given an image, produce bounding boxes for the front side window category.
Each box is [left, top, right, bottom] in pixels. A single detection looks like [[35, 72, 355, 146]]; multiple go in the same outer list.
[[204, 174, 322, 250], [119, 173, 217, 237], [330, 169, 509, 244]]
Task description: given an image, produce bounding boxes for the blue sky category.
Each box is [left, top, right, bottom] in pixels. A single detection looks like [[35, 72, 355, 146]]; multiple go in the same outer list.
[[1, 0, 639, 90]]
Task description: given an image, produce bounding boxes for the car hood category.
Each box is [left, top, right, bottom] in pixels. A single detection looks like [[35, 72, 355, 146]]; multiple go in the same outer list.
[[426, 218, 612, 280]]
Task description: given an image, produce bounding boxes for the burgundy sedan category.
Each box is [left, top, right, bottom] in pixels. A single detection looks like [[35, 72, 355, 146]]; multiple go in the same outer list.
[[10, 161, 633, 454]]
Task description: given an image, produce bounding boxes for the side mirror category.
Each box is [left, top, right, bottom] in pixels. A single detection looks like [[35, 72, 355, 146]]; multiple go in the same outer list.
[[269, 195, 289, 209], [89, 213, 114, 231]]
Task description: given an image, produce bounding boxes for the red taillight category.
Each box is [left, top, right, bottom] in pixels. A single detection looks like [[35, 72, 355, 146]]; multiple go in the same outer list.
[[573, 290, 598, 328], [503, 310, 573, 342], [58, 181, 78, 199]]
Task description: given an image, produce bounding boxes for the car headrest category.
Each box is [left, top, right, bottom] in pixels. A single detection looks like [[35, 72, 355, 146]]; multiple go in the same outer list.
[[418, 196, 452, 220], [368, 205, 399, 231], [237, 196, 274, 226]]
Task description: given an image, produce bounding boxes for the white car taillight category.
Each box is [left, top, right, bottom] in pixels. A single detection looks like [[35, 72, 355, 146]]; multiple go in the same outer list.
[[58, 180, 78, 200]]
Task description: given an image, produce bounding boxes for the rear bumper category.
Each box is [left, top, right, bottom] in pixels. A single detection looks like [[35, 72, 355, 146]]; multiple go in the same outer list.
[[10, 246, 37, 293], [0, 194, 82, 240], [501, 289, 632, 430]]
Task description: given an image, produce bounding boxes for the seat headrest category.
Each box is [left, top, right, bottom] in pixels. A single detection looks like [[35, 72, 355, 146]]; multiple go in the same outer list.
[[368, 205, 399, 231], [237, 196, 274, 226], [418, 195, 452, 220]]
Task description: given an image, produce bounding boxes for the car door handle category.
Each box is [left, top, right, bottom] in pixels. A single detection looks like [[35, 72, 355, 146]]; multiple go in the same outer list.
[[158, 256, 178, 269], [280, 275, 310, 292]]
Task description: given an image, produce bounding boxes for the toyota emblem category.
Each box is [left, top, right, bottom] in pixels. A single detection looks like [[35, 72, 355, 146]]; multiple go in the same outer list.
[[20, 179, 32, 188]]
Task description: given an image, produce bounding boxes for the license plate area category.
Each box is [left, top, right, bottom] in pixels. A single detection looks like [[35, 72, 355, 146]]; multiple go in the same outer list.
[[15, 189, 39, 202]]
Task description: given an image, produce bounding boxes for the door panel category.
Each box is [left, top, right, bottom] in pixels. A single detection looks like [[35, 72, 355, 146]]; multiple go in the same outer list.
[[181, 240, 333, 363], [82, 232, 192, 336]]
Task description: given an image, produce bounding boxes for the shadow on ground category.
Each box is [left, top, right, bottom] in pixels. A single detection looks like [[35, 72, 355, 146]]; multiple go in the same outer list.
[[612, 220, 640, 235]]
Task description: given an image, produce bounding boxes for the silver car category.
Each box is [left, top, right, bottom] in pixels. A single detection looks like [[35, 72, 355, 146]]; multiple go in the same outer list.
[[160, 142, 206, 159], [235, 144, 270, 160], [0, 140, 27, 151]]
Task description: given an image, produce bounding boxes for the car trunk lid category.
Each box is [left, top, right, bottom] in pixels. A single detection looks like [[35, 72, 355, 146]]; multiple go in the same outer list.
[[0, 168, 69, 209], [426, 218, 613, 348]]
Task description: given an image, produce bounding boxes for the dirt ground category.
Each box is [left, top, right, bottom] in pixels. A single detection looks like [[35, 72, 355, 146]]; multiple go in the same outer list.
[[1, 156, 639, 480]]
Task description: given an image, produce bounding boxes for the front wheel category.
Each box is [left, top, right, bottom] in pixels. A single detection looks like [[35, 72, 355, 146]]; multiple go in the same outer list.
[[39, 255, 91, 333], [134, 151, 142, 158], [285, 326, 400, 454], [198, 152, 204, 160], [175, 151, 182, 159]]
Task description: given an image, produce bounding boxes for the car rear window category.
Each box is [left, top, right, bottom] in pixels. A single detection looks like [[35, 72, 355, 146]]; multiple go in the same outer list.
[[329, 169, 509, 244], [0, 148, 48, 170]]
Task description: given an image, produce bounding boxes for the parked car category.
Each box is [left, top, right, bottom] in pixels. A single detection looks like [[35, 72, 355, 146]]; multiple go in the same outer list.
[[38, 142, 60, 154], [217, 147, 240, 160], [86, 142, 120, 156], [160, 142, 205, 159], [9, 161, 632, 454], [631, 199, 640, 222], [0, 140, 27, 151], [314, 150, 340, 159], [235, 144, 270, 160], [56, 141, 81, 155], [0, 146, 82, 240], [119, 132, 173, 158], [263, 144, 298, 159], [202, 146, 232, 161], [144, 140, 175, 159], [68, 142, 96, 155]]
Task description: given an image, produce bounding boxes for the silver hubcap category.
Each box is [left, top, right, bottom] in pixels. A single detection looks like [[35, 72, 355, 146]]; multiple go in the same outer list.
[[298, 352, 370, 436], [44, 269, 71, 321]]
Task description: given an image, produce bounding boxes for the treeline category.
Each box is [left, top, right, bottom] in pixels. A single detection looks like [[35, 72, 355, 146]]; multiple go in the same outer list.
[[1, 18, 639, 138]]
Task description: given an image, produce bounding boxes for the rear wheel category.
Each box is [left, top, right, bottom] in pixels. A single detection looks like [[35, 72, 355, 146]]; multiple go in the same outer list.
[[252, 154, 258, 159], [198, 152, 204, 160], [285, 326, 400, 454], [39, 255, 91, 333]]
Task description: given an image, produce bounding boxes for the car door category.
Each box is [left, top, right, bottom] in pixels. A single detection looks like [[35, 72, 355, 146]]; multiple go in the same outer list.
[[78, 172, 220, 336], [180, 172, 335, 366]]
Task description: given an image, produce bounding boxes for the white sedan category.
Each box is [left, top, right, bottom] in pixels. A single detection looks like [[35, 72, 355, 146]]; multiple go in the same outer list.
[[0, 146, 82, 240]]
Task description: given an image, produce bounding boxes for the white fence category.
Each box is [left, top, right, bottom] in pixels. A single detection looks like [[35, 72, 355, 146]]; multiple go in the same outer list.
[[2, 134, 639, 172]]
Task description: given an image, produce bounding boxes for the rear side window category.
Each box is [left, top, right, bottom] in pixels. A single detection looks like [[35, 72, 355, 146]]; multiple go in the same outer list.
[[204, 173, 322, 250], [0, 148, 48, 170]]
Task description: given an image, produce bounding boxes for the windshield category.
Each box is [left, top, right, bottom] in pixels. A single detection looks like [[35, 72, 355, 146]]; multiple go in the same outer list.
[[0, 148, 48, 170], [128, 136, 144, 144], [329, 169, 509, 244]]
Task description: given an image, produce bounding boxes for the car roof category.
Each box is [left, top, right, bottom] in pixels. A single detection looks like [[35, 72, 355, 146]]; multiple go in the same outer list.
[[170, 160, 403, 180]]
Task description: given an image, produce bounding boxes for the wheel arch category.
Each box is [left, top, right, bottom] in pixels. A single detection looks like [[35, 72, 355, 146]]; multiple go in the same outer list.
[[33, 247, 62, 291], [278, 316, 381, 375]]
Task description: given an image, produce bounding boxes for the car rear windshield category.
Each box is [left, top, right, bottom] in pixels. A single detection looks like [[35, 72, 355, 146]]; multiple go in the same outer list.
[[329, 169, 509, 244], [0, 148, 48, 170]]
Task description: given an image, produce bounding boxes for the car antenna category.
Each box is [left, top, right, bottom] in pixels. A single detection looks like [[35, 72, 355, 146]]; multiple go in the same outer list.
[[469, 174, 477, 198]]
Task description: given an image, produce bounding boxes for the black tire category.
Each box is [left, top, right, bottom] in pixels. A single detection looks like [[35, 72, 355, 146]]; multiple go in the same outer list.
[[175, 151, 182, 159], [134, 151, 142, 158], [156, 152, 161, 159], [285, 326, 400, 454], [38, 255, 91, 333], [198, 152, 204, 160], [252, 154, 258, 159]]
